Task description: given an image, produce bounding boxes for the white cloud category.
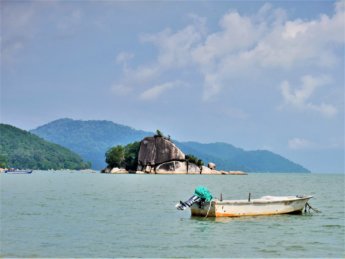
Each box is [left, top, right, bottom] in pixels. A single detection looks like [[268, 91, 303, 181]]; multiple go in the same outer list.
[[288, 138, 315, 150], [310, 103, 338, 117], [202, 73, 223, 101], [139, 81, 185, 101], [114, 1, 344, 108], [179, 2, 343, 99], [288, 136, 344, 150], [112, 14, 206, 97], [282, 20, 310, 39], [129, 66, 161, 83], [336, 0, 345, 11], [242, 3, 344, 69], [140, 20, 204, 68], [280, 75, 337, 117], [116, 52, 134, 64], [111, 83, 132, 96]]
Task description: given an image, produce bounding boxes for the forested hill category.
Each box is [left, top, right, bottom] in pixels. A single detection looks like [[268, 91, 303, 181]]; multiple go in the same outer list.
[[31, 118, 151, 169], [31, 118, 310, 173], [0, 124, 90, 170]]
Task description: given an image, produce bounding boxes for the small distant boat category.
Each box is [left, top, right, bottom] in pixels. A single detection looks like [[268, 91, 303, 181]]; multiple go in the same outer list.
[[176, 186, 313, 217], [5, 169, 33, 174]]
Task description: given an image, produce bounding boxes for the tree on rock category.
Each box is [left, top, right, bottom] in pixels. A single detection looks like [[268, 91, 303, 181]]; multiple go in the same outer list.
[[155, 129, 164, 137], [186, 154, 204, 167]]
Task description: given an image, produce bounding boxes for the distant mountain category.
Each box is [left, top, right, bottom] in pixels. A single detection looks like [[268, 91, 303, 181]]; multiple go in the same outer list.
[[31, 118, 151, 169], [0, 124, 90, 170], [176, 142, 309, 173], [31, 118, 310, 173]]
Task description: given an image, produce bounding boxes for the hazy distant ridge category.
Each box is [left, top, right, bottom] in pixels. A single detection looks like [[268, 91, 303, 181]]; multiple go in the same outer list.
[[31, 118, 310, 172], [176, 142, 309, 173]]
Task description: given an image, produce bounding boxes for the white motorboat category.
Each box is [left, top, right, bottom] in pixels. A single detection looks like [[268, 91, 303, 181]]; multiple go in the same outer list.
[[176, 186, 313, 217], [190, 195, 313, 217]]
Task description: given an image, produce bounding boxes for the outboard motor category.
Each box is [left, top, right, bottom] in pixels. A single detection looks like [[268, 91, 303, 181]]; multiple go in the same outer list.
[[176, 186, 213, 211], [176, 195, 201, 210]]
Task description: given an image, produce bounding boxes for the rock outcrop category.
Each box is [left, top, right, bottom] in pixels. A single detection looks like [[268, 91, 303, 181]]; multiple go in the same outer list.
[[101, 135, 247, 175], [208, 162, 216, 170], [137, 136, 185, 171], [156, 161, 201, 174], [110, 167, 128, 174]]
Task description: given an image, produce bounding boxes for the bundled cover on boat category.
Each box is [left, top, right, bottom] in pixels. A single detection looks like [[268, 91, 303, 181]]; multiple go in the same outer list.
[[194, 186, 213, 202]]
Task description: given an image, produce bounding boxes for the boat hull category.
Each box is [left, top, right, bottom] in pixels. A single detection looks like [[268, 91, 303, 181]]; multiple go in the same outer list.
[[5, 170, 32, 174], [191, 196, 312, 217]]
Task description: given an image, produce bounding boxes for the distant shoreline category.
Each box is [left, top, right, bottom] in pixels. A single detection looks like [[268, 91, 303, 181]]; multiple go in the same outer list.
[[106, 170, 247, 175], [101, 171, 341, 174]]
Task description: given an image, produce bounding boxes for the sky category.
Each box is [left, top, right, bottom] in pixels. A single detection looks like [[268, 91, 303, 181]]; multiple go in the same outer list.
[[1, 0, 344, 173]]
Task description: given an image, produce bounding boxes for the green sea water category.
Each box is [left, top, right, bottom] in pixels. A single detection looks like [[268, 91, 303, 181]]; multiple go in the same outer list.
[[1, 171, 344, 258]]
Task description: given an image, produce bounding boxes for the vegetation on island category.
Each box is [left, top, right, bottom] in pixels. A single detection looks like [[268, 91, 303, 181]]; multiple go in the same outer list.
[[0, 154, 8, 168], [105, 141, 140, 171], [0, 124, 91, 170], [185, 154, 204, 167]]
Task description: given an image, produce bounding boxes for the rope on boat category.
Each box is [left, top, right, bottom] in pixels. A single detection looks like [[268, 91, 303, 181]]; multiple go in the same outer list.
[[204, 201, 212, 218], [304, 202, 321, 213]]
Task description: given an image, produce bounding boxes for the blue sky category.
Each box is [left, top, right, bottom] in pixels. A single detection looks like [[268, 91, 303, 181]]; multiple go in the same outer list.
[[1, 0, 344, 173]]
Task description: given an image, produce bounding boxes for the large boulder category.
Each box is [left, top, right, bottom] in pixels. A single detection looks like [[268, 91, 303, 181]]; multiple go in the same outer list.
[[187, 162, 201, 174], [138, 136, 185, 166], [156, 161, 186, 174], [155, 161, 201, 174], [208, 162, 216, 170]]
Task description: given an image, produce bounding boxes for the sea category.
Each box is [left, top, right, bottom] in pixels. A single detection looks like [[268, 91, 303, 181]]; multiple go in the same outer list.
[[1, 171, 344, 258]]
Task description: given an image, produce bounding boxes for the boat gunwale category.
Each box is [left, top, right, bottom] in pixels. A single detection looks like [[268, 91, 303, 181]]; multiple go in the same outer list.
[[210, 196, 313, 206]]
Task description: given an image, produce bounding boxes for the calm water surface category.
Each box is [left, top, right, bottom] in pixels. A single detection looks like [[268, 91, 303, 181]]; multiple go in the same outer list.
[[1, 172, 344, 258]]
